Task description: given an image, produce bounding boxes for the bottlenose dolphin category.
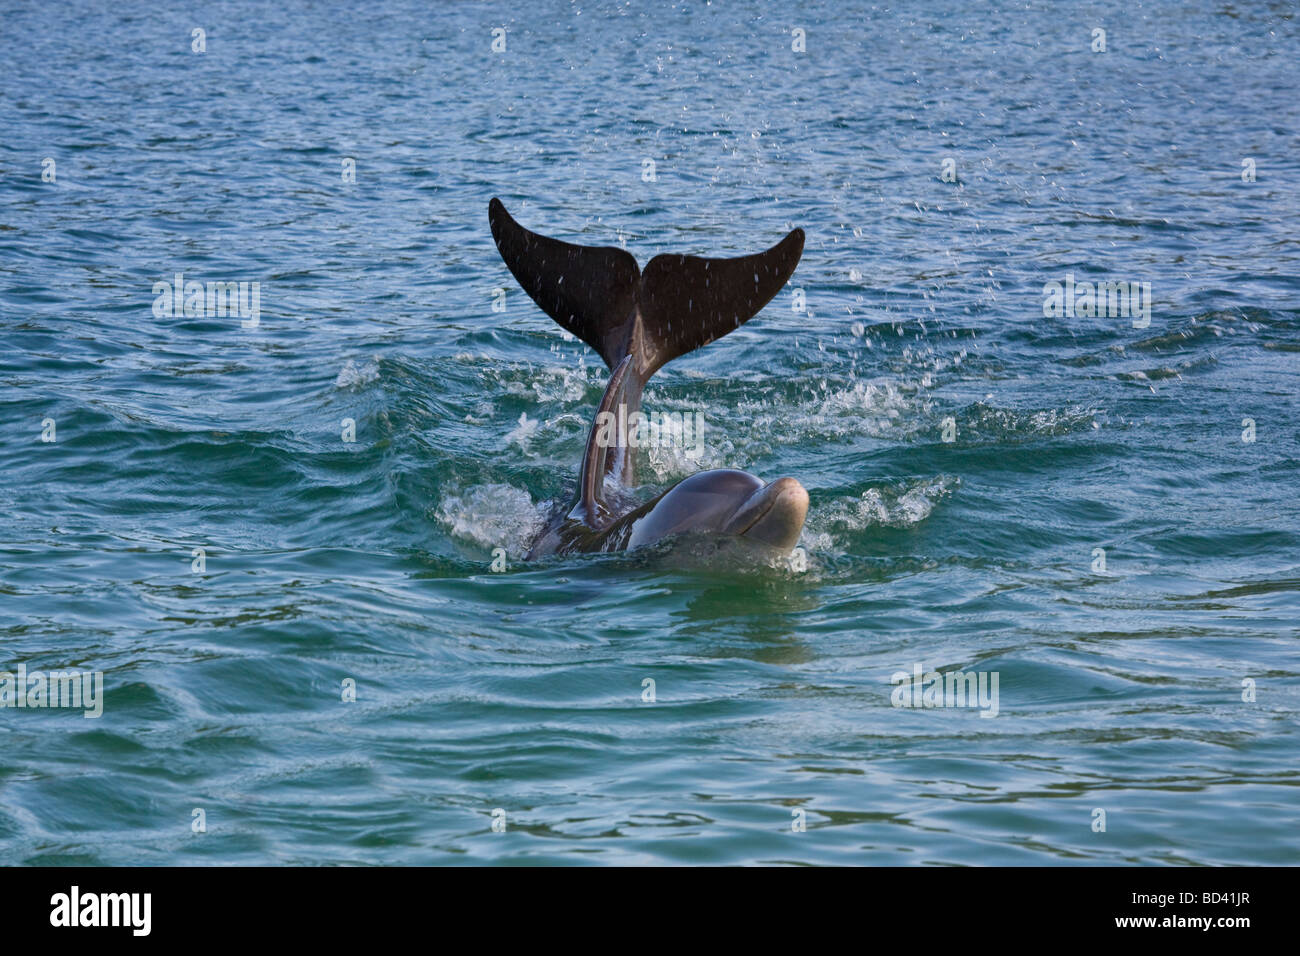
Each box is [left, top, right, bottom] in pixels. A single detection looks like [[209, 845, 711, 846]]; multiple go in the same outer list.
[[488, 198, 809, 559]]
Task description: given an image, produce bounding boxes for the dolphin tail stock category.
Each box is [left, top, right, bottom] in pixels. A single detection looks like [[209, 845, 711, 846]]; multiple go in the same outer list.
[[487, 197, 805, 387], [573, 353, 634, 525]]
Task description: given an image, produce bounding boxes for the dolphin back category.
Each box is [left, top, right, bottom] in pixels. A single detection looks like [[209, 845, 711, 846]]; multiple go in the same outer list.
[[488, 197, 804, 383]]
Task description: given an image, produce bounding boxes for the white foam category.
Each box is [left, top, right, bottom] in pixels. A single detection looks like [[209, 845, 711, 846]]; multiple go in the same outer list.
[[502, 363, 594, 404], [810, 475, 959, 538], [335, 357, 380, 388], [436, 483, 546, 554], [504, 411, 541, 453]]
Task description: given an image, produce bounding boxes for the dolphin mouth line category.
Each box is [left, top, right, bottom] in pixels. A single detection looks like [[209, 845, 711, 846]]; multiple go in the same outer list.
[[723, 482, 794, 537], [725, 497, 776, 536]]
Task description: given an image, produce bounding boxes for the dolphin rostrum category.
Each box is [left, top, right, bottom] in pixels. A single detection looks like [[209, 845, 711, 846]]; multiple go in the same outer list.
[[488, 197, 809, 559]]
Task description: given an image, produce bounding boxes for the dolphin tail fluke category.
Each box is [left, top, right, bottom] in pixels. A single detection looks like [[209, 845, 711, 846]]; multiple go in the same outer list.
[[634, 227, 805, 382], [488, 198, 804, 384], [488, 198, 641, 370]]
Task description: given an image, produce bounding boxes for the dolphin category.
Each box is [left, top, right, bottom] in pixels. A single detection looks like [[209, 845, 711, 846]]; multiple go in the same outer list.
[[488, 197, 809, 559]]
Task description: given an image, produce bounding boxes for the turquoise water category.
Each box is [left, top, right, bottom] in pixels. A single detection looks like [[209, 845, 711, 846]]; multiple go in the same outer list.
[[2, 0, 1298, 865]]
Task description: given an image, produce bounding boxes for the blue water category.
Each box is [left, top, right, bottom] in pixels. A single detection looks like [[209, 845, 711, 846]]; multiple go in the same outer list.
[[2, 0, 1298, 865]]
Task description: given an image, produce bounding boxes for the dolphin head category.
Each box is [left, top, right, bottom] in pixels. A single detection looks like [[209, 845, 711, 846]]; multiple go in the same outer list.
[[624, 469, 809, 554], [719, 476, 810, 552]]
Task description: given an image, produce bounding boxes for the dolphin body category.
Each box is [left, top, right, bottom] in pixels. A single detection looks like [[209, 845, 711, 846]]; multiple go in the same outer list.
[[488, 198, 809, 559]]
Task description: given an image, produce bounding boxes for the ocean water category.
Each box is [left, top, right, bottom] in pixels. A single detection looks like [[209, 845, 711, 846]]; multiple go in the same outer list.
[[1, 0, 1298, 865]]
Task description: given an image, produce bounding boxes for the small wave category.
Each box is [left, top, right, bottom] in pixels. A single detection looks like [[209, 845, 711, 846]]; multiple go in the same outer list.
[[803, 476, 959, 553], [632, 377, 919, 480], [500, 363, 596, 404], [435, 483, 546, 554], [503, 411, 542, 453], [335, 358, 381, 389], [961, 402, 1101, 440], [730, 377, 928, 449]]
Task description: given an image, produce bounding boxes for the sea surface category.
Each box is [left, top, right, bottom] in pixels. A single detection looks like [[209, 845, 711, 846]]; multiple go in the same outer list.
[[1, 0, 1298, 865]]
